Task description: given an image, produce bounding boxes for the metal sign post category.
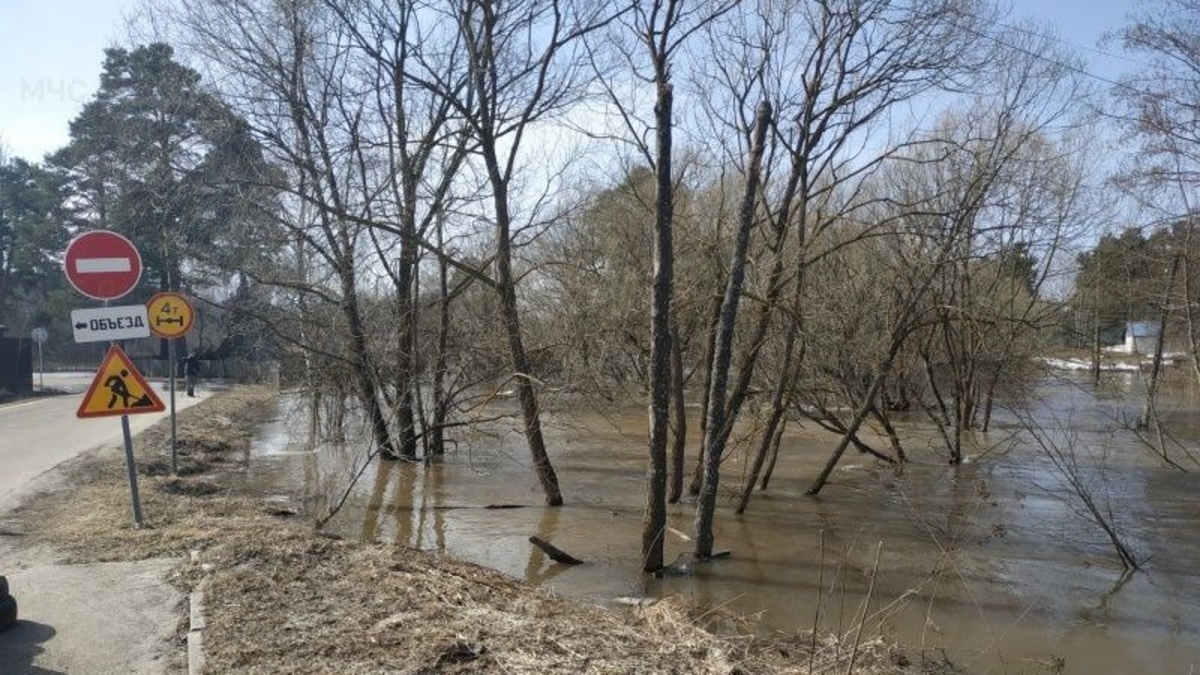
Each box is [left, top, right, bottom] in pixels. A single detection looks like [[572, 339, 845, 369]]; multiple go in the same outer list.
[[76, 344, 163, 528], [30, 327, 47, 390], [169, 339, 177, 475], [120, 415, 145, 528], [147, 292, 195, 476]]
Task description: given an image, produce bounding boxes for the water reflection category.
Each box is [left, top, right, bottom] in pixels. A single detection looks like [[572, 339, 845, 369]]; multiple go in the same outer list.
[[243, 374, 1200, 673]]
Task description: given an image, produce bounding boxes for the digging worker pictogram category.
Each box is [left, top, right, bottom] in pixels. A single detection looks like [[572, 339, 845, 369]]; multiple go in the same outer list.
[[102, 368, 155, 410], [105, 369, 133, 409]]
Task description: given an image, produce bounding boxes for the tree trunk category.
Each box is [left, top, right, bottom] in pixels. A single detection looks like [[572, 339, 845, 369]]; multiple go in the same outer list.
[[393, 198, 419, 459], [806, 349, 898, 495], [759, 428, 782, 490], [694, 100, 771, 559], [390, 71, 421, 458], [643, 79, 674, 572], [1181, 219, 1200, 386], [979, 366, 999, 433], [689, 293, 722, 496], [669, 321, 687, 504], [341, 268, 398, 460], [1138, 251, 1180, 430], [496, 239, 562, 505], [392, 281, 418, 459], [487, 154, 563, 505], [735, 405, 786, 514], [735, 315, 800, 514], [870, 404, 907, 462], [430, 213, 451, 457]]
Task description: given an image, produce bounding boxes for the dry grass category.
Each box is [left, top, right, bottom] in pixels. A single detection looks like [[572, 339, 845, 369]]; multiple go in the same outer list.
[[9, 387, 951, 674], [178, 525, 927, 674], [11, 386, 278, 562]]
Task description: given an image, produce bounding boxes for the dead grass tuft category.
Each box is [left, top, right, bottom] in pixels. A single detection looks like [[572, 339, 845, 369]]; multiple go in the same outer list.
[[158, 477, 224, 497]]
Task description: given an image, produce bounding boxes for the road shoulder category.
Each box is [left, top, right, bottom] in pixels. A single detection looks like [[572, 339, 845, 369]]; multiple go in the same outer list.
[[0, 542, 184, 675], [0, 386, 257, 675]]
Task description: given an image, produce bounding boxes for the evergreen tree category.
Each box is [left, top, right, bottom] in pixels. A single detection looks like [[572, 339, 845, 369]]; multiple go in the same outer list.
[[0, 157, 67, 326], [50, 44, 275, 295]]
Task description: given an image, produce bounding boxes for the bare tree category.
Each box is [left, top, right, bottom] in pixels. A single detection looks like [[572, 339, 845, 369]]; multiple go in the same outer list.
[[694, 99, 772, 559], [641, 0, 681, 576], [1017, 403, 1142, 570], [727, 0, 994, 512], [803, 32, 1092, 490], [683, 0, 991, 520], [406, 0, 628, 505], [172, 0, 413, 458], [310, 0, 475, 459], [587, 0, 737, 571], [1112, 1, 1200, 430]]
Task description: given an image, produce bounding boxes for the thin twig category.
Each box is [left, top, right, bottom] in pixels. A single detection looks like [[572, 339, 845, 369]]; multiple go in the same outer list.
[[846, 541, 883, 675], [811, 528, 824, 675]]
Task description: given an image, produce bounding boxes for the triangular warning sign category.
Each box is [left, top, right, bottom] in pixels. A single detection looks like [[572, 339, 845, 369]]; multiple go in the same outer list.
[[77, 345, 166, 418]]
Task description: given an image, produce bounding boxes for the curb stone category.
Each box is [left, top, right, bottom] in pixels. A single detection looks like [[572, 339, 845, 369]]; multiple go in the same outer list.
[[188, 587, 205, 675]]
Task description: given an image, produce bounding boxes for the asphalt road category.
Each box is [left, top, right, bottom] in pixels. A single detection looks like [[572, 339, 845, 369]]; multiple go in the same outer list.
[[0, 374, 204, 513], [0, 377, 210, 674]]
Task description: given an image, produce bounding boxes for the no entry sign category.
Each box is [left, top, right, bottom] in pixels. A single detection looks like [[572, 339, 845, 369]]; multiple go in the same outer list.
[[64, 231, 143, 300]]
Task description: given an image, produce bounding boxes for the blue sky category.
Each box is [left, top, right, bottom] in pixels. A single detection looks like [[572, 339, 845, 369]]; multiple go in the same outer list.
[[0, 1, 135, 161], [0, 0, 1142, 163]]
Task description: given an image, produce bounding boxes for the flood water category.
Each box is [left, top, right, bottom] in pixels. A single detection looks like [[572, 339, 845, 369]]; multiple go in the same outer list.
[[240, 372, 1200, 674]]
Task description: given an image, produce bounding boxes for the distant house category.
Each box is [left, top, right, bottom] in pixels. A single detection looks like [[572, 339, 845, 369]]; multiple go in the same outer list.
[[1123, 321, 1160, 355]]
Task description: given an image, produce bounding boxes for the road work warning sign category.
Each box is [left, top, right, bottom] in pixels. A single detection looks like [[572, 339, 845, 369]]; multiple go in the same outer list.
[[77, 345, 166, 418]]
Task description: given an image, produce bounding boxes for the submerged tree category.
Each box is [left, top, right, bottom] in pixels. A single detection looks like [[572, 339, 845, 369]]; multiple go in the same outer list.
[[587, 0, 738, 570], [1110, 0, 1200, 438], [322, 0, 473, 460], [685, 0, 993, 522], [173, 0, 404, 459], [407, 0, 629, 505]]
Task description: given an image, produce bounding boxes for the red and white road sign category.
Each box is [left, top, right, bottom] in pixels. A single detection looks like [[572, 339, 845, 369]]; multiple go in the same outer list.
[[63, 231, 143, 300]]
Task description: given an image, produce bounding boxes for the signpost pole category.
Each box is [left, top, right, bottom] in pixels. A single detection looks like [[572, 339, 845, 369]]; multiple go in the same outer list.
[[30, 327, 48, 390], [145, 292, 194, 479], [120, 414, 145, 528], [169, 338, 177, 475]]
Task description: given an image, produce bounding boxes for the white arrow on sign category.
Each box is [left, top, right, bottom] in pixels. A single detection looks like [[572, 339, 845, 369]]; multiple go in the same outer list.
[[70, 305, 152, 343]]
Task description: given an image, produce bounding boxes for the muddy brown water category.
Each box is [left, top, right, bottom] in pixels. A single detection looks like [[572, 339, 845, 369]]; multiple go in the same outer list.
[[241, 372, 1200, 673]]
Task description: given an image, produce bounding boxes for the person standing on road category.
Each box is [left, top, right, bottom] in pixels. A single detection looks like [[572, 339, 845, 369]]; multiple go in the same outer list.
[[0, 575, 17, 632], [181, 352, 200, 397]]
